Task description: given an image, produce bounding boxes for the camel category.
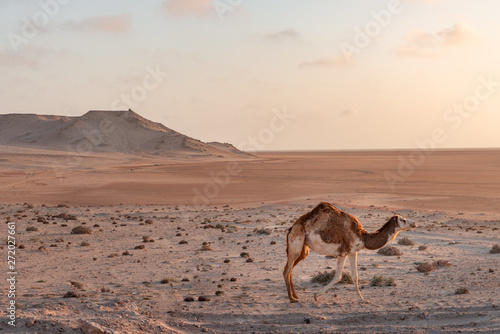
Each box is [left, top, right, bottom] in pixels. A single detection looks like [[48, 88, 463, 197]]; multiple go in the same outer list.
[[283, 202, 416, 304]]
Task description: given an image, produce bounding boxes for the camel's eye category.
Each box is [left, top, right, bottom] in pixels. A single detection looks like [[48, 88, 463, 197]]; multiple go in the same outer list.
[[402, 218, 406, 222]]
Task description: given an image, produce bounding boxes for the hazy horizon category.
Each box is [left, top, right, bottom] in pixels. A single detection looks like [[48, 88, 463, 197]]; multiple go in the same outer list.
[[2, 0, 500, 151]]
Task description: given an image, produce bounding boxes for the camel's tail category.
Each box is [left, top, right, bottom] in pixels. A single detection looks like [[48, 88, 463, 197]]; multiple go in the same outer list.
[[285, 226, 292, 254]]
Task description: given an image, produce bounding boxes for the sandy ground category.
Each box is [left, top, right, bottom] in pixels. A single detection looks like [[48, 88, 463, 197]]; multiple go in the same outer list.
[[1, 148, 500, 333]]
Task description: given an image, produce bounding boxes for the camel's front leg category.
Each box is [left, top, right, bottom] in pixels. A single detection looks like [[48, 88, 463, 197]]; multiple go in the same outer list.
[[314, 255, 347, 301], [348, 252, 370, 304]]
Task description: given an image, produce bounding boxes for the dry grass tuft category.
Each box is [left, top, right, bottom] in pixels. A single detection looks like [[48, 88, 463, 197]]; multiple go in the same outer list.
[[418, 245, 428, 251], [256, 228, 272, 235], [311, 271, 353, 285], [26, 226, 38, 232], [71, 226, 92, 235], [455, 287, 469, 295], [398, 237, 415, 246], [70, 281, 84, 290], [377, 246, 402, 256], [490, 244, 500, 254], [433, 259, 452, 267], [416, 262, 434, 272], [370, 276, 396, 287]]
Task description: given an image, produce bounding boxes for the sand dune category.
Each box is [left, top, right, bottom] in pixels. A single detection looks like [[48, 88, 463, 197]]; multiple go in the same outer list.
[[0, 110, 250, 159]]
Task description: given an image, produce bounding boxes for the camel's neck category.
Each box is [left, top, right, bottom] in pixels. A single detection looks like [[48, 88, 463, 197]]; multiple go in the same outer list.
[[362, 221, 399, 250]]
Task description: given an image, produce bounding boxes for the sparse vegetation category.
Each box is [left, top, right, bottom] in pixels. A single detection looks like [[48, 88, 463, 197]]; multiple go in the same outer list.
[[398, 237, 415, 246], [311, 271, 353, 285], [490, 244, 500, 254], [418, 245, 428, 251], [70, 281, 84, 290], [160, 277, 176, 284], [433, 260, 452, 268], [71, 226, 92, 235], [377, 246, 402, 256], [63, 291, 81, 298], [256, 228, 272, 235], [455, 287, 470, 295], [370, 276, 396, 287], [26, 226, 38, 232], [416, 262, 434, 272]]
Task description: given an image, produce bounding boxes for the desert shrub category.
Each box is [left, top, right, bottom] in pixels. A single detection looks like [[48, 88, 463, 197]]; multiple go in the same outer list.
[[311, 271, 353, 285], [455, 287, 469, 295], [490, 244, 500, 254], [63, 291, 81, 298], [70, 281, 84, 290], [418, 245, 428, 251], [370, 276, 396, 287], [26, 226, 38, 232], [256, 228, 272, 235], [433, 260, 452, 267], [398, 237, 415, 246], [160, 277, 177, 284], [377, 246, 402, 256], [416, 262, 434, 272], [71, 226, 92, 235]]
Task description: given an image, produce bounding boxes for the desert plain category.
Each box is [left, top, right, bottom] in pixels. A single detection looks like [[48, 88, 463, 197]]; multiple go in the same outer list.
[[1, 148, 500, 333]]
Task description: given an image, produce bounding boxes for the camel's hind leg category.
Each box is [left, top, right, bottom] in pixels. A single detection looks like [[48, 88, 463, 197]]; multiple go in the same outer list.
[[290, 244, 309, 299], [283, 225, 306, 303]]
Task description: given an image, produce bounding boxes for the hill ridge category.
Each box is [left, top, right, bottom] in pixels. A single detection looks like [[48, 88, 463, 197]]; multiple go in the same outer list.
[[0, 110, 250, 159]]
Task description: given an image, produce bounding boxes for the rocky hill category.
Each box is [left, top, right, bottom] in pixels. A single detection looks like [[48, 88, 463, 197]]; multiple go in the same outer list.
[[0, 110, 250, 159]]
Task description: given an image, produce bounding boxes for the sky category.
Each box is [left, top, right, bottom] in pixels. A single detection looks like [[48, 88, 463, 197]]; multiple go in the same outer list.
[[1, 0, 500, 151]]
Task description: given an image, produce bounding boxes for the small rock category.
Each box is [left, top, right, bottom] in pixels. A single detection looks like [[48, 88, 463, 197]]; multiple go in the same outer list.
[[198, 296, 211, 302], [184, 296, 195, 302]]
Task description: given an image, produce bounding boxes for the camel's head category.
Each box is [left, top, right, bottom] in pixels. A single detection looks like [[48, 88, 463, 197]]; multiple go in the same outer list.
[[391, 215, 417, 231]]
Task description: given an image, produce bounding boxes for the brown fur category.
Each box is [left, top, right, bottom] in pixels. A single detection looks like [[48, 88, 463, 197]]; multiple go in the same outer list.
[[293, 202, 365, 254], [361, 216, 399, 250]]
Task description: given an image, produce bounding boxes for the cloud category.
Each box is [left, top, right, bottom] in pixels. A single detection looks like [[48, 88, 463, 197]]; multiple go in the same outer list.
[[340, 109, 359, 117], [394, 21, 480, 58], [0, 46, 64, 69], [162, 0, 213, 17], [263, 29, 301, 42], [298, 55, 356, 69], [63, 14, 132, 34]]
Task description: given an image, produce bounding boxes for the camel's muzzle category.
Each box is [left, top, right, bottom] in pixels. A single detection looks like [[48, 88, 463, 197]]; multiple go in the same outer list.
[[410, 221, 417, 228]]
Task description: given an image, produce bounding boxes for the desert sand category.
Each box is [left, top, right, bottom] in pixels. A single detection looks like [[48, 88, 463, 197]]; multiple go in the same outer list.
[[1, 148, 499, 333]]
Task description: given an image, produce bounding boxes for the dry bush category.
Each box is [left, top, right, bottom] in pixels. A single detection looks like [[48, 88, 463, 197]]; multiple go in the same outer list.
[[26, 226, 38, 232], [398, 237, 415, 246], [433, 259, 452, 268], [71, 226, 92, 235], [416, 262, 434, 272], [455, 287, 469, 295], [418, 245, 428, 251], [256, 228, 272, 235], [377, 246, 402, 256], [311, 271, 353, 285], [370, 276, 396, 287], [490, 244, 500, 254], [70, 281, 84, 290]]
